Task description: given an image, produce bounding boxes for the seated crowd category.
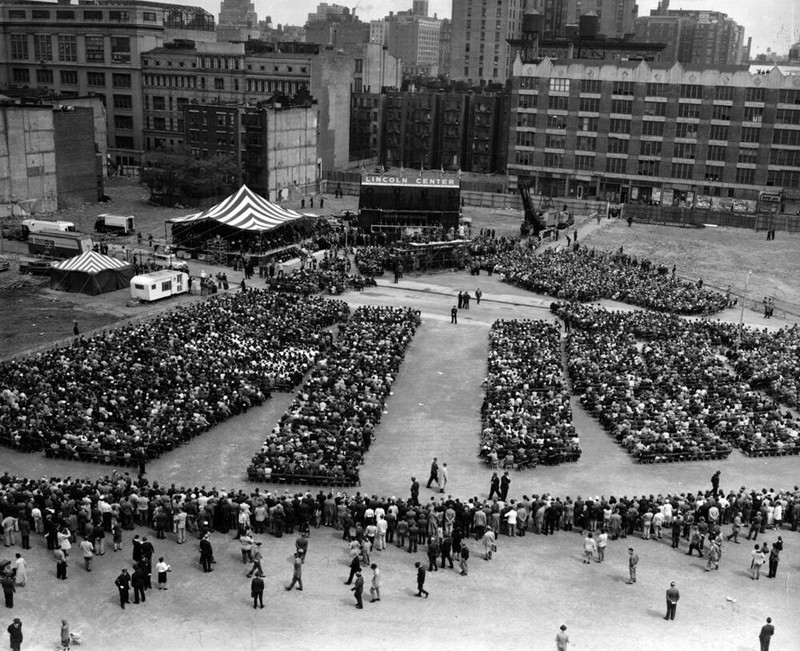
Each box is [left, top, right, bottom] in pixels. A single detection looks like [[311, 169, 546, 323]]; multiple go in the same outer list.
[[731, 324, 800, 409], [552, 303, 800, 460], [481, 320, 580, 469], [354, 247, 389, 277], [495, 246, 728, 315], [248, 306, 420, 485], [0, 290, 349, 464], [267, 268, 376, 296]]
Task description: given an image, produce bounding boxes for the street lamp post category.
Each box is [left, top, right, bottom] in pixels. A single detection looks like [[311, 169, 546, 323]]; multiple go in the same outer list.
[[736, 270, 752, 350]]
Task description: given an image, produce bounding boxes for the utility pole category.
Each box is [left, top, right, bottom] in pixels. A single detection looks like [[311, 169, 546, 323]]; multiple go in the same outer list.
[[736, 270, 752, 350]]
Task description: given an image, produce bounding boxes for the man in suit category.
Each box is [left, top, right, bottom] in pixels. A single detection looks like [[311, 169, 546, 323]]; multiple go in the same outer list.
[[759, 617, 775, 651], [199, 533, 213, 572], [500, 472, 511, 501], [114, 568, 130, 609], [664, 581, 680, 620], [250, 572, 265, 609], [410, 477, 420, 506], [351, 571, 364, 609], [426, 458, 439, 489], [415, 561, 429, 598]]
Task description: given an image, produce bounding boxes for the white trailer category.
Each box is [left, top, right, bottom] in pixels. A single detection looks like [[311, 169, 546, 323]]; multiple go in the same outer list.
[[130, 269, 188, 302], [96, 214, 135, 234]]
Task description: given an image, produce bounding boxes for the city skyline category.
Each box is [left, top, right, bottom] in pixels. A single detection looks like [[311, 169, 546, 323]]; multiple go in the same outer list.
[[199, 0, 793, 56]]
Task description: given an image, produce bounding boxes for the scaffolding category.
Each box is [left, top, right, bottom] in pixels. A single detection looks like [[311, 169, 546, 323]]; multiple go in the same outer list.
[[205, 235, 229, 266]]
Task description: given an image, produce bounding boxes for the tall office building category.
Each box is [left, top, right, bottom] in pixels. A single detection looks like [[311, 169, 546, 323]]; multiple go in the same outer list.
[[304, 5, 370, 54], [412, 1, 429, 17], [525, 0, 637, 38], [635, 8, 747, 66], [387, 14, 441, 77], [0, 1, 215, 168], [217, 0, 260, 42], [449, 0, 525, 83]]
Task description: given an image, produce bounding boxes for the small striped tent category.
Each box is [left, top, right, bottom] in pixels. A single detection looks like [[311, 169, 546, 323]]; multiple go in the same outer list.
[[49, 250, 134, 295]]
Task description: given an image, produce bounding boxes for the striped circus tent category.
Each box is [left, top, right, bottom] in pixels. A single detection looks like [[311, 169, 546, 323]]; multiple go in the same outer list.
[[171, 185, 310, 231], [49, 250, 134, 295]]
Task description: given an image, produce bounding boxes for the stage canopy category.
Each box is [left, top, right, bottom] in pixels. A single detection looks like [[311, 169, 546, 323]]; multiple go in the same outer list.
[[49, 250, 134, 295], [169, 185, 312, 232]]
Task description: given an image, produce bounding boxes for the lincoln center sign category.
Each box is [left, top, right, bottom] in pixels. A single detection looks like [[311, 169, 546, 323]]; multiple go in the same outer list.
[[362, 174, 459, 187]]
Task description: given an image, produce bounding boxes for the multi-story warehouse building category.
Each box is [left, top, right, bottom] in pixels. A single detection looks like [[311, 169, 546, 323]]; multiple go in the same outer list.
[[0, 0, 215, 169], [507, 57, 800, 205], [450, 0, 525, 84], [141, 40, 355, 171], [183, 99, 317, 201]]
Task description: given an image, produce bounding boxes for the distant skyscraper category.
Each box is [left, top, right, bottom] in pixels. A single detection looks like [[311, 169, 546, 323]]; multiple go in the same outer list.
[[635, 9, 746, 66], [450, 0, 525, 83], [525, 0, 637, 38], [218, 0, 260, 42], [413, 1, 429, 18]]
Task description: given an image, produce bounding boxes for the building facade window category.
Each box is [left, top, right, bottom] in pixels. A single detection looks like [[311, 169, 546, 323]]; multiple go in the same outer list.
[[581, 79, 601, 93], [735, 168, 755, 184], [576, 135, 596, 151], [640, 140, 663, 157], [709, 124, 729, 141], [87, 72, 106, 87], [675, 122, 698, 139], [641, 121, 664, 137], [85, 35, 105, 63], [60, 70, 78, 84], [114, 115, 134, 130], [714, 86, 733, 101], [12, 68, 30, 83], [575, 154, 595, 171], [607, 137, 629, 154], [671, 162, 694, 179], [113, 94, 133, 109], [706, 145, 727, 162], [34, 34, 52, 61], [112, 73, 132, 88], [549, 78, 570, 93], [58, 35, 77, 62], [36, 69, 53, 84], [544, 152, 564, 167], [579, 97, 599, 112], [680, 84, 702, 99], [111, 37, 131, 64], [10, 34, 29, 60], [609, 118, 630, 134], [605, 157, 627, 173]]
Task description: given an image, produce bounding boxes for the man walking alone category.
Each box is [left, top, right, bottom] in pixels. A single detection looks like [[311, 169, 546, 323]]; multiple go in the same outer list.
[[664, 581, 679, 620]]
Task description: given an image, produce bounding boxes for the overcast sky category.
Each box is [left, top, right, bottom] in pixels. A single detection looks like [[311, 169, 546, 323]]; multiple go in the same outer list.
[[196, 0, 797, 55]]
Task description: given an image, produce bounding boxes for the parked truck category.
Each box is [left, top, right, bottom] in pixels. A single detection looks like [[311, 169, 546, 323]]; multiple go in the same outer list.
[[95, 213, 135, 235]]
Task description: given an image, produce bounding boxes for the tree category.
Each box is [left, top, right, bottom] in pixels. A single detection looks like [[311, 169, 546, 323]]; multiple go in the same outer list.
[[140, 145, 239, 206]]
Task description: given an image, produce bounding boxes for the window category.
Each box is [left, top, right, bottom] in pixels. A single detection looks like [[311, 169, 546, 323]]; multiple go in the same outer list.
[[637, 160, 659, 176], [607, 137, 629, 154], [57, 10, 75, 19], [153, 117, 166, 130], [112, 74, 131, 88], [515, 131, 534, 147], [354, 59, 363, 73], [114, 115, 134, 130], [737, 148, 758, 164], [32, 9, 50, 19], [714, 86, 733, 101], [87, 72, 105, 87], [706, 145, 727, 162], [773, 129, 800, 146], [548, 114, 567, 130], [579, 97, 599, 112], [612, 81, 633, 96], [744, 107, 763, 122], [575, 155, 595, 171], [577, 117, 598, 132], [709, 125, 729, 141], [767, 170, 800, 188], [115, 136, 134, 149], [711, 105, 730, 121], [10, 35, 28, 60], [84, 10, 103, 21], [60, 70, 78, 84], [673, 142, 696, 159], [643, 101, 666, 117], [152, 96, 166, 110], [770, 149, 800, 166], [34, 34, 52, 61], [740, 127, 760, 143], [779, 89, 800, 105], [581, 79, 601, 93], [36, 69, 53, 84], [111, 37, 131, 64], [516, 113, 535, 128], [611, 99, 632, 114], [549, 78, 569, 93], [143, 11, 157, 21], [678, 103, 700, 119], [214, 78, 224, 90], [776, 109, 800, 125], [544, 152, 564, 168], [548, 95, 568, 111], [12, 69, 30, 84], [109, 11, 129, 22], [640, 141, 662, 157], [645, 82, 665, 97], [85, 35, 105, 63], [680, 84, 702, 99], [545, 134, 565, 149], [671, 162, 694, 179], [8, 9, 25, 18], [745, 87, 765, 103], [675, 123, 698, 139], [609, 118, 630, 134], [515, 150, 534, 166], [641, 121, 664, 137], [735, 168, 755, 185], [113, 94, 132, 109], [519, 76, 539, 89], [704, 166, 722, 182], [605, 157, 627, 174], [576, 135, 596, 151], [58, 35, 77, 62]]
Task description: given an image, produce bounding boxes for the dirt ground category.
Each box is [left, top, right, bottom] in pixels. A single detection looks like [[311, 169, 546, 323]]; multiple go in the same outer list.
[[0, 186, 799, 651]]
